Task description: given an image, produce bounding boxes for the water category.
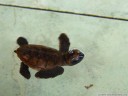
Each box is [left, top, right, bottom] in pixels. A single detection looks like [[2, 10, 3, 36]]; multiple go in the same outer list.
[[0, 6, 128, 96]]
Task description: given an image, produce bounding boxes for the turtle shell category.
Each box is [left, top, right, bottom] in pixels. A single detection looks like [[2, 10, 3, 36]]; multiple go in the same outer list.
[[15, 44, 64, 71]]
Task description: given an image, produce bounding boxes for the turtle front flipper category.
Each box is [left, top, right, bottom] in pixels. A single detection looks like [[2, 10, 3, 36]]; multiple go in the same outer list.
[[20, 62, 31, 79], [35, 66, 64, 79], [17, 37, 28, 46], [58, 33, 70, 53]]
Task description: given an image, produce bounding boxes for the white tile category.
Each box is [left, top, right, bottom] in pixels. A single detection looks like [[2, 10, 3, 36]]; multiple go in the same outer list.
[[0, 6, 128, 96], [0, 0, 128, 19]]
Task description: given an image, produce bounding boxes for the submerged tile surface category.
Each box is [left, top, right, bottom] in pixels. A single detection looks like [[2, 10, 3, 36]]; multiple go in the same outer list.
[[0, 0, 128, 19], [0, 6, 128, 96]]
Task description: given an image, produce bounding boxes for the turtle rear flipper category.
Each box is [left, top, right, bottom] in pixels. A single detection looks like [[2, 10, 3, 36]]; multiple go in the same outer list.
[[35, 66, 64, 79], [20, 62, 31, 79], [58, 33, 70, 53], [17, 37, 28, 46]]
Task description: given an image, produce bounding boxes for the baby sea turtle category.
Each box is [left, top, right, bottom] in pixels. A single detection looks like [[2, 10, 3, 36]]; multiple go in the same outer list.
[[14, 33, 84, 79]]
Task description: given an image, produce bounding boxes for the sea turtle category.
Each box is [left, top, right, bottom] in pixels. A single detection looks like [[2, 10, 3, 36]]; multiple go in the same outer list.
[[14, 33, 84, 79]]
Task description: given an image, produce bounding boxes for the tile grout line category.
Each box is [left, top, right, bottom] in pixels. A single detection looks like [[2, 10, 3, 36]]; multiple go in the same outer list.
[[0, 3, 128, 22]]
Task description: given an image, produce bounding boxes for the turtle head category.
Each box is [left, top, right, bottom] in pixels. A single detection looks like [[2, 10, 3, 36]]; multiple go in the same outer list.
[[64, 49, 84, 66]]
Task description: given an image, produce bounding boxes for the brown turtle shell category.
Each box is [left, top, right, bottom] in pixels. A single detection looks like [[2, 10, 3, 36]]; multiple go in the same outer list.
[[15, 44, 65, 71]]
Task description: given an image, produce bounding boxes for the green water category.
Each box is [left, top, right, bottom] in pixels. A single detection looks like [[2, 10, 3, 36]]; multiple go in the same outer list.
[[0, 6, 128, 96]]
